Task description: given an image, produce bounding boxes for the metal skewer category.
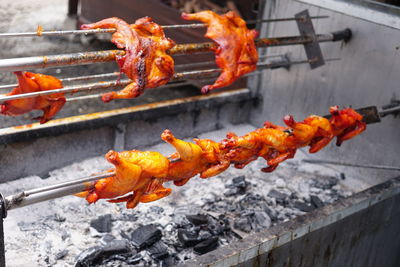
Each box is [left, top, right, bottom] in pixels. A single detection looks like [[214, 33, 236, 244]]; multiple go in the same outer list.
[[0, 29, 351, 73], [0, 16, 329, 38], [0, 58, 340, 102]]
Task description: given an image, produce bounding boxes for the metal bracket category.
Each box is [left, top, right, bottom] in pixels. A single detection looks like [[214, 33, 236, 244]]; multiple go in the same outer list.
[[295, 9, 325, 69], [0, 193, 7, 266]]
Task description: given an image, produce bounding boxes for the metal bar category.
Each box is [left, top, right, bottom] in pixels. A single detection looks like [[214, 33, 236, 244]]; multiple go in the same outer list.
[[0, 16, 329, 38], [6, 183, 89, 210], [0, 31, 348, 73], [379, 105, 400, 117], [0, 57, 341, 102], [302, 159, 400, 171], [66, 81, 192, 102], [0, 69, 218, 101], [0, 72, 121, 91]]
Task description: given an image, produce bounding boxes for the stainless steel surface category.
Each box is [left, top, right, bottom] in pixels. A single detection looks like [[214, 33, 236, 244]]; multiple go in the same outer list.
[[0, 16, 330, 38], [251, 0, 400, 185], [180, 176, 400, 267], [302, 159, 400, 171]]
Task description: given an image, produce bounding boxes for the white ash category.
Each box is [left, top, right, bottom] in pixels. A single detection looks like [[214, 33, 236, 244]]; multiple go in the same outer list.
[[1, 125, 359, 266]]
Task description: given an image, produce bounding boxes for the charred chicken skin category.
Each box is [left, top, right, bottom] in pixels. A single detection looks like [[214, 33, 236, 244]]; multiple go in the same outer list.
[[0, 71, 65, 124], [81, 17, 175, 102], [182, 11, 258, 93], [78, 149, 171, 209]]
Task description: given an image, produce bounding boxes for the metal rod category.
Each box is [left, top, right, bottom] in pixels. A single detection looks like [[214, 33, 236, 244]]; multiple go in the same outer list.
[[0, 16, 329, 38], [0, 72, 121, 91], [0, 69, 218, 101], [302, 159, 400, 171], [0, 32, 344, 73], [0, 57, 341, 102], [6, 183, 90, 210], [0, 55, 275, 91], [5, 157, 182, 210], [379, 105, 400, 117], [66, 81, 192, 102]]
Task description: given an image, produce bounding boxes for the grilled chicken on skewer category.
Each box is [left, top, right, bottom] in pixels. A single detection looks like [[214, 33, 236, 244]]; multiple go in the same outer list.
[[0, 71, 65, 124], [182, 10, 258, 93], [76, 107, 366, 209], [77, 149, 171, 209], [81, 17, 175, 102]]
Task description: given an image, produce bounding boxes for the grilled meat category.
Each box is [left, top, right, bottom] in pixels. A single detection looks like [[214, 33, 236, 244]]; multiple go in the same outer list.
[[182, 10, 258, 93], [81, 17, 175, 102], [77, 107, 365, 209], [0, 71, 65, 124], [78, 149, 171, 209]]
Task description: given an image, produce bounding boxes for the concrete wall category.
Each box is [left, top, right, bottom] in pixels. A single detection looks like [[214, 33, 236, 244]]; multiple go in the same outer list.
[[250, 0, 400, 185]]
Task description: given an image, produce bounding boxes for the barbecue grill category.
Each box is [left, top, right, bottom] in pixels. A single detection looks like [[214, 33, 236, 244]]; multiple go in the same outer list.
[[1, 0, 400, 266]]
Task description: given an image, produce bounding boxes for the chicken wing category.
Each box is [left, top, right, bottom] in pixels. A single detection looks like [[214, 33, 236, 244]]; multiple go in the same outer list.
[[81, 17, 175, 102], [79, 149, 171, 209], [182, 10, 258, 93], [0, 71, 65, 124]]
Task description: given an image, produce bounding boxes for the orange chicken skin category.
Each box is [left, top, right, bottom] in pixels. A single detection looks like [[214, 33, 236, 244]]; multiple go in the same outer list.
[[81, 17, 175, 102], [79, 149, 171, 209], [329, 106, 366, 146], [161, 130, 222, 186], [0, 71, 65, 124], [283, 115, 335, 153], [182, 11, 258, 93]]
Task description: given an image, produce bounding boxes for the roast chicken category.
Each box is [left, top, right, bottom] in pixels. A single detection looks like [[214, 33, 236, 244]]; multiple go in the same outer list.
[[77, 149, 171, 209], [182, 10, 259, 93], [78, 107, 365, 209], [81, 17, 175, 102], [0, 71, 65, 124]]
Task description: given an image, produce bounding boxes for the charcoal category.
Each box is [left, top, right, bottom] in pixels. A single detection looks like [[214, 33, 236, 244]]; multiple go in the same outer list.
[[224, 176, 247, 196], [312, 176, 338, 190], [75, 246, 104, 267], [198, 230, 212, 240], [102, 239, 132, 256], [55, 249, 68, 260], [186, 214, 208, 225], [126, 253, 143, 264], [268, 189, 288, 204], [232, 175, 247, 191], [253, 211, 271, 230], [130, 224, 162, 249], [149, 206, 164, 214], [264, 206, 278, 221], [99, 234, 115, 246], [147, 241, 169, 260], [177, 229, 201, 247], [61, 230, 70, 241], [310, 195, 324, 208], [161, 256, 176, 267], [193, 236, 219, 255], [233, 217, 252, 233], [293, 201, 315, 212], [53, 214, 66, 222], [90, 214, 112, 233]]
